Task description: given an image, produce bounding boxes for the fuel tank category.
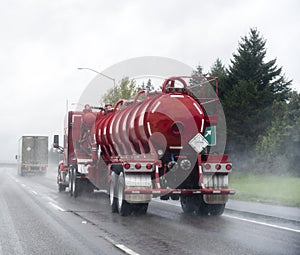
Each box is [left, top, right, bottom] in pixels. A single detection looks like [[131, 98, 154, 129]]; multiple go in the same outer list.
[[95, 77, 208, 157]]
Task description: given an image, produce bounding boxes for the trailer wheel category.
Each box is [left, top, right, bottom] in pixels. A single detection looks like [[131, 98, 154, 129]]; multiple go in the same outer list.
[[197, 202, 225, 216], [132, 203, 148, 215], [58, 183, 65, 192], [180, 195, 200, 213], [83, 180, 94, 194], [71, 169, 76, 197], [69, 169, 73, 196], [20, 170, 25, 177], [109, 172, 119, 213], [117, 172, 132, 216], [70, 168, 81, 197]]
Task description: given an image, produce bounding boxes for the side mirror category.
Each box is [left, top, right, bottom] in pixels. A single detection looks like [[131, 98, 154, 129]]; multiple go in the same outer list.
[[53, 135, 59, 148]]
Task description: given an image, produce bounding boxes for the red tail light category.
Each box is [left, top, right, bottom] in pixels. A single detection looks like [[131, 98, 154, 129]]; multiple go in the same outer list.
[[146, 164, 152, 170], [204, 164, 211, 170], [215, 164, 221, 170], [124, 163, 130, 169], [226, 164, 232, 170], [135, 163, 141, 169]]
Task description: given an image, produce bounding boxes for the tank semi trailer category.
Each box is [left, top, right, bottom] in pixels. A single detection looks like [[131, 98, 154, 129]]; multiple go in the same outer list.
[[54, 76, 235, 216]]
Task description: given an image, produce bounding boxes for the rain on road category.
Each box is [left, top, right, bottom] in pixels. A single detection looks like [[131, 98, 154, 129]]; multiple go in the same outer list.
[[0, 166, 299, 255]]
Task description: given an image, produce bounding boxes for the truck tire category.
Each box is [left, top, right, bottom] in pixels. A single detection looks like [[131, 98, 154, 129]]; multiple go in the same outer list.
[[58, 183, 65, 192], [69, 169, 73, 196], [70, 168, 81, 198], [109, 172, 119, 213], [40, 169, 47, 176], [132, 203, 148, 215], [117, 172, 132, 216], [180, 195, 200, 213], [197, 202, 225, 216], [83, 180, 94, 194]]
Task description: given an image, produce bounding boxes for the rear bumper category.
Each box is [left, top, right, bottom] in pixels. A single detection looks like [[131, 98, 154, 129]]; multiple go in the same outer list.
[[21, 166, 47, 173], [125, 188, 235, 197]]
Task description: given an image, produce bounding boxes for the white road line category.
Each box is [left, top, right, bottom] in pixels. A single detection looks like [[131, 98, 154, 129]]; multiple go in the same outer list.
[[223, 214, 300, 233], [115, 244, 140, 255], [48, 202, 66, 212], [105, 236, 140, 255], [31, 190, 38, 195], [153, 200, 300, 233], [46, 196, 57, 203]]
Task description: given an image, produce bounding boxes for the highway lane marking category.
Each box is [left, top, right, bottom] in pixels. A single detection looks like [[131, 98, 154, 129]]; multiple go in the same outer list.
[[223, 214, 300, 233], [115, 244, 140, 255], [12, 177, 39, 196], [46, 196, 58, 203], [11, 175, 139, 255], [48, 202, 66, 212], [153, 199, 300, 233], [104, 236, 140, 255], [31, 190, 38, 195], [13, 177, 66, 213]]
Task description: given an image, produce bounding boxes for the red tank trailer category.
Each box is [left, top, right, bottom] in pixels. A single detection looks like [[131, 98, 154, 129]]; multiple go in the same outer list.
[[54, 76, 235, 216]]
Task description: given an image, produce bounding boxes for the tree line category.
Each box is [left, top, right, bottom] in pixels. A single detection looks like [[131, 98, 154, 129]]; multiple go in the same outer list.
[[206, 28, 298, 176], [102, 28, 299, 176]]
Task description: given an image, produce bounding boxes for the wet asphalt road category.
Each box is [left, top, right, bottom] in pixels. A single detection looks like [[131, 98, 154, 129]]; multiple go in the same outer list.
[[0, 166, 299, 255]]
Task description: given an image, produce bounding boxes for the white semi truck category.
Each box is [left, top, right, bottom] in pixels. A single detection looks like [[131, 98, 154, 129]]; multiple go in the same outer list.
[[16, 136, 48, 176]]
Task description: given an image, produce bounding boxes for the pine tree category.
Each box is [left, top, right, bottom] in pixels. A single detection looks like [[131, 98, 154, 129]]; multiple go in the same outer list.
[[146, 79, 154, 91], [209, 58, 228, 101], [189, 64, 205, 87], [138, 79, 154, 91], [208, 59, 228, 154], [138, 82, 146, 90], [224, 28, 291, 160]]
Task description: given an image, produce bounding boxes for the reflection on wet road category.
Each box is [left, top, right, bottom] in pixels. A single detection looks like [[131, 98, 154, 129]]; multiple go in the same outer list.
[[0, 166, 299, 255]]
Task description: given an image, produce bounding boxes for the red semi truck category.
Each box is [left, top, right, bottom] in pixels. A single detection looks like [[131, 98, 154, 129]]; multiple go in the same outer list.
[[54, 76, 235, 216]]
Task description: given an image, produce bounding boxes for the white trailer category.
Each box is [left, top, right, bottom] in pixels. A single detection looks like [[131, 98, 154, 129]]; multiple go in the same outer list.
[[17, 136, 48, 176]]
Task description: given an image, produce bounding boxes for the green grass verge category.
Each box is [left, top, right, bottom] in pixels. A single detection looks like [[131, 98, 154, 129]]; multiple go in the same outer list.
[[229, 173, 300, 207]]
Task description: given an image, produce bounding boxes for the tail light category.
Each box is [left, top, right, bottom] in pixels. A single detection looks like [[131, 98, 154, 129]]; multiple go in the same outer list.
[[215, 164, 221, 170], [124, 163, 130, 169], [226, 164, 232, 170], [204, 163, 211, 170], [146, 163, 153, 170], [135, 163, 141, 169]]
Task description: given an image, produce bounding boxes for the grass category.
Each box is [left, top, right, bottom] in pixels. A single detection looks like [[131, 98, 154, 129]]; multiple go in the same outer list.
[[229, 173, 300, 207]]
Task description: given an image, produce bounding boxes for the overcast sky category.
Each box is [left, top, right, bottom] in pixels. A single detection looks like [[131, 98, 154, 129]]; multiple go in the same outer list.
[[1, 0, 299, 161]]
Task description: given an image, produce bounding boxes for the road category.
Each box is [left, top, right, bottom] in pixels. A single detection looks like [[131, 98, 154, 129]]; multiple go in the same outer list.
[[0, 166, 299, 255]]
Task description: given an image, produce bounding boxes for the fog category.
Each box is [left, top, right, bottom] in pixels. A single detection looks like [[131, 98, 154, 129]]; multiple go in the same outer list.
[[1, 0, 299, 162]]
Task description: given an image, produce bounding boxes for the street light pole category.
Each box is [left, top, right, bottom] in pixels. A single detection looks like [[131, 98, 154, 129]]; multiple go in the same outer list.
[[77, 67, 116, 103]]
